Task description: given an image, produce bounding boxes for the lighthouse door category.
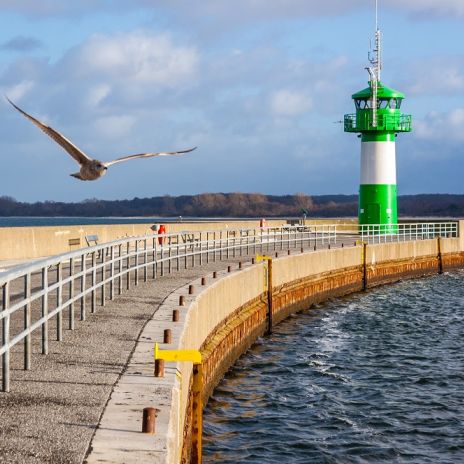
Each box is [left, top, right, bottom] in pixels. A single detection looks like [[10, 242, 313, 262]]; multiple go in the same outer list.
[[366, 203, 381, 224]]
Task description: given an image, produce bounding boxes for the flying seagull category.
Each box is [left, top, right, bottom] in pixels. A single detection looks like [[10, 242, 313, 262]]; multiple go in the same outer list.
[[6, 97, 196, 181]]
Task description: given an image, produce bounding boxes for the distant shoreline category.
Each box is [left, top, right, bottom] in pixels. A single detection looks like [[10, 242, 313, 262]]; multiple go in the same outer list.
[[1, 193, 463, 221]]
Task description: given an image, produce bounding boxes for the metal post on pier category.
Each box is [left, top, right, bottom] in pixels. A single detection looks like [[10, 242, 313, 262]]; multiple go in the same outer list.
[[256, 254, 273, 334], [2, 282, 10, 392]]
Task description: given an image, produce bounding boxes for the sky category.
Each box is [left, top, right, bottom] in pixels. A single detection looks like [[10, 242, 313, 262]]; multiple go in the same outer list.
[[0, 0, 463, 202]]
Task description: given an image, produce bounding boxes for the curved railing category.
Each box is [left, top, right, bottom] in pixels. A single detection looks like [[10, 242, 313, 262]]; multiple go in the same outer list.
[[0, 225, 341, 392], [0, 222, 458, 392]]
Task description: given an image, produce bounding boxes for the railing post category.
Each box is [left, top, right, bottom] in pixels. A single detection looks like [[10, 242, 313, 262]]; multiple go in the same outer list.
[[69, 257, 75, 330], [56, 263, 63, 341], [213, 231, 217, 262], [239, 232, 243, 257], [253, 229, 257, 256], [160, 240, 164, 277], [135, 240, 139, 285], [144, 239, 148, 282], [118, 244, 123, 294], [41, 266, 49, 354], [199, 232, 203, 266], [154, 239, 158, 279], [184, 242, 187, 269], [81, 254, 86, 320], [2, 282, 10, 392], [220, 231, 223, 261], [110, 246, 115, 300], [206, 232, 210, 264], [101, 247, 106, 306], [92, 252, 97, 312], [152, 238, 157, 279], [126, 242, 131, 290], [24, 273, 31, 370]]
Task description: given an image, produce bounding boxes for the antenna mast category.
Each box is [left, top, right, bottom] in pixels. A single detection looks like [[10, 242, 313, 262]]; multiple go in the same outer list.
[[367, 0, 381, 127]]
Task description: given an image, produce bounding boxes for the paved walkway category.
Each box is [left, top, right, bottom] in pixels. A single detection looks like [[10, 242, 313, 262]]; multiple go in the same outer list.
[[0, 237, 357, 464], [0, 256, 248, 464]]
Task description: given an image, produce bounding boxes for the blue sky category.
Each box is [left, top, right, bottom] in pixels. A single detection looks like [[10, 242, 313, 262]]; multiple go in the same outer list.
[[1, 0, 463, 202]]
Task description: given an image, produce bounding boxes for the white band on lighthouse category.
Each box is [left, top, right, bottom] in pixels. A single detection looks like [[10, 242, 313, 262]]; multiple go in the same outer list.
[[360, 141, 396, 185]]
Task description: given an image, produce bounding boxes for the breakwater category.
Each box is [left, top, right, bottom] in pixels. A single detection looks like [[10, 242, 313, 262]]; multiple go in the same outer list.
[[86, 226, 464, 463]]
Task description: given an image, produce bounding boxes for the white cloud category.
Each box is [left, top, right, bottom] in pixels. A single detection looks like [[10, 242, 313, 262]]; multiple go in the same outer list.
[[86, 84, 112, 108], [2, 0, 464, 21], [67, 32, 198, 87], [137, 0, 464, 21], [405, 59, 464, 96], [270, 89, 312, 116], [415, 108, 464, 141], [3, 79, 35, 101]]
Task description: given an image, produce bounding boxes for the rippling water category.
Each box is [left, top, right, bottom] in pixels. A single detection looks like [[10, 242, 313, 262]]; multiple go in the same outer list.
[[203, 272, 464, 463]]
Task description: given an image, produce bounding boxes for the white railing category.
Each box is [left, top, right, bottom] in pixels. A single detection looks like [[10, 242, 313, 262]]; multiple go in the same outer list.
[[0, 224, 337, 392], [359, 222, 458, 243], [0, 222, 458, 392]]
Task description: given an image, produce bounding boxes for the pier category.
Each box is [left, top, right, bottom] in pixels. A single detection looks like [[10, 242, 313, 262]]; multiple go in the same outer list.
[[1, 220, 463, 463]]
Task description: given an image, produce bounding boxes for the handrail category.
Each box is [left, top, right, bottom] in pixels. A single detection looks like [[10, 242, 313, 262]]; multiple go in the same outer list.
[[0, 222, 457, 391]]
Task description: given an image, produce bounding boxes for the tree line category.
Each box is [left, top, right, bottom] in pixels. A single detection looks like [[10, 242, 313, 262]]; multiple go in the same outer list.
[[0, 193, 463, 217]]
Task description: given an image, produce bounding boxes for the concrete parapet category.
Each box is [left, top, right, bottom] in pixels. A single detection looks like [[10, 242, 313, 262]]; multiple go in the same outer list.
[[88, 238, 464, 464], [0, 219, 298, 261]]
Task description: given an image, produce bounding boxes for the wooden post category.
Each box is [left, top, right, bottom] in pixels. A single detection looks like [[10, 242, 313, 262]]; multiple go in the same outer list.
[[362, 242, 368, 291], [437, 236, 443, 275], [267, 258, 273, 335], [190, 363, 203, 464]]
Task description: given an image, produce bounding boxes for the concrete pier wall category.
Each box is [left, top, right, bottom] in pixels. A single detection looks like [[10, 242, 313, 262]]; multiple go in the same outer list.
[[0, 219, 352, 261], [168, 236, 464, 463]]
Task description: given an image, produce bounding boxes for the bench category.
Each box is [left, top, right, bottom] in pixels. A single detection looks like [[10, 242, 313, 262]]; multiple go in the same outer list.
[[181, 232, 197, 244], [68, 238, 81, 249], [85, 234, 99, 247]]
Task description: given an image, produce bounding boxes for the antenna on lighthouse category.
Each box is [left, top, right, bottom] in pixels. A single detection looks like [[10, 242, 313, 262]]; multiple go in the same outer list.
[[366, 0, 381, 127]]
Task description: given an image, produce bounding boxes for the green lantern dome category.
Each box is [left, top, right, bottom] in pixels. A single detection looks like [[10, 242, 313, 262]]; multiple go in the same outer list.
[[344, 80, 412, 133], [352, 82, 405, 100]]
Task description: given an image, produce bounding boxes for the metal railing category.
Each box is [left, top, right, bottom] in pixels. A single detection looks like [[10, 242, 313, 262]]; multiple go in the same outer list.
[[359, 222, 458, 243], [344, 112, 412, 132], [0, 222, 458, 392], [0, 224, 338, 392]]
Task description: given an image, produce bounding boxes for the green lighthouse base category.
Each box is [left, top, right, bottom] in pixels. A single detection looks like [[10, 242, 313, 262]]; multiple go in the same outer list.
[[359, 184, 398, 234]]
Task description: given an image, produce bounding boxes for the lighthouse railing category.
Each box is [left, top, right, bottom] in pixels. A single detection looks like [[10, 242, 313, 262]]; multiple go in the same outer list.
[[344, 112, 412, 132], [359, 222, 458, 243]]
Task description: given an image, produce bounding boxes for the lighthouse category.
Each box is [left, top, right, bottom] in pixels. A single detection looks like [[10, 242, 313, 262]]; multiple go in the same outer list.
[[344, 9, 411, 233]]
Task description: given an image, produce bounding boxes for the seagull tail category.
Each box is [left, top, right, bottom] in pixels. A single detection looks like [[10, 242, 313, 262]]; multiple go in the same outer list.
[[70, 172, 84, 180]]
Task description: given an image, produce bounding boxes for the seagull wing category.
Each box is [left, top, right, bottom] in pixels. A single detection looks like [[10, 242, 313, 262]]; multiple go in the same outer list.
[[103, 147, 196, 167], [6, 97, 91, 166]]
